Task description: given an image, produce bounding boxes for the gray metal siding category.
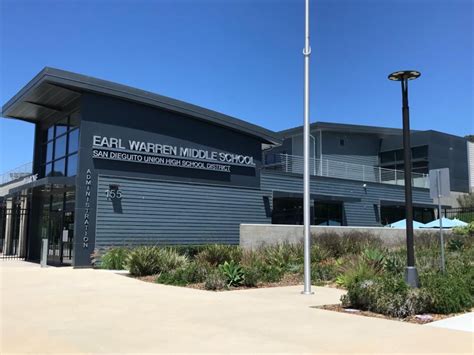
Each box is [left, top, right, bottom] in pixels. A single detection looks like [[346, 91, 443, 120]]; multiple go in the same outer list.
[[95, 175, 270, 248], [321, 132, 380, 168], [261, 172, 433, 226]]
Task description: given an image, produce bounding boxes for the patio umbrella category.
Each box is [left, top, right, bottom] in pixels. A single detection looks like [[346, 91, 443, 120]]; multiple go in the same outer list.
[[421, 217, 468, 229], [386, 219, 426, 229]]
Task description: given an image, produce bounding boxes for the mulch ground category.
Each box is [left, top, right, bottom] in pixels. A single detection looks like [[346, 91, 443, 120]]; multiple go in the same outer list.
[[314, 304, 463, 324], [135, 273, 303, 291]]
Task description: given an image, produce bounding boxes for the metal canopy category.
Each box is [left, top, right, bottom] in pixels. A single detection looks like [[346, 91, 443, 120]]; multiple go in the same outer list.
[[7, 176, 76, 195], [2, 67, 282, 145]]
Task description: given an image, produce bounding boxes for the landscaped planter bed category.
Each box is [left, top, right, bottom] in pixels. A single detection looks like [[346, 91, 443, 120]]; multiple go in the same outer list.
[[96, 225, 473, 318], [314, 304, 467, 324]]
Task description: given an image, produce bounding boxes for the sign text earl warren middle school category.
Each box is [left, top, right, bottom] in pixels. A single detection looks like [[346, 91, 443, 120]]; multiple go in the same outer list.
[[92, 135, 256, 173]]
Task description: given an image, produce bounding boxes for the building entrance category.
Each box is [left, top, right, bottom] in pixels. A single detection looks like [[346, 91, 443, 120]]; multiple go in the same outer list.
[[34, 185, 75, 266]]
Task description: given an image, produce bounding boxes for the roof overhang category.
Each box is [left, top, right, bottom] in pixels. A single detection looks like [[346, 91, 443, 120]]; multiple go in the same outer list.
[[279, 121, 407, 138], [2, 67, 282, 145], [273, 190, 361, 203], [7, 176, 76, 195], [380, 199, 451, 209]]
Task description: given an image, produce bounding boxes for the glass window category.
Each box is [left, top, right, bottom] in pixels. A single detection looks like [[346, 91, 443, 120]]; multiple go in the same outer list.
[[55, 117, 68, 136], [412, 145, 428, 160], [65, 188, 75, 211], [46, 142, 54, 162], [55, 135, 67, 159], [67, 154, 78, 176], [47, 126, 55, 141], [380, 151, 394, 164], [52, 158, 65, 177], [395, 149, 404, 161], [272, 198, 303, 225], [45, 163, 53, 177], [315, 202, 343, 226], [68, 129, 79, 154]]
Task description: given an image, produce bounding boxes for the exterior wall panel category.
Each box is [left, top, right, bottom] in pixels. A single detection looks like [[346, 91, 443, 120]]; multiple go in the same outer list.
[[95, 175, 270, 248], [261, 171, 433, 226]]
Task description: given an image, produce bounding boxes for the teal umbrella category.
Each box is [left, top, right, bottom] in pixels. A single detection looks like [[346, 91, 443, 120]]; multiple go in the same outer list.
[[422, 217, 468, 229], [386, 219, 426, 229]]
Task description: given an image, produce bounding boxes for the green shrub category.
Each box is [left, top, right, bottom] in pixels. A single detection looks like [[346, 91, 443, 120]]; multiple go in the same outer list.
[[447, 238, 464, 252], [195, 244, 242, 266], [100, 247, 129, 270], [158, 248, 189, 273], [311, 258, 339, 283], [173, 245, 206, 259], [155, 261, 210, 286], [240, 250, 285, 283], [384, 252, 405, 275], [342, 272, 474, 318], [261, 243, 302, 272], [361, 248, 385, 273], [341, 277, 428, 318], [127, 246, 163, 276], [219, 260, 244, 287], [259, 264, 285, 283], [312, 231, 382, 258], [420, 273, 473, 314], [204, 270, 227, 290], [336, 257, 383, 288], [126, 247, 188, 276], [415, 232, 441, 250], [242, 266, 260, 287], [155, 271, 188, 286]]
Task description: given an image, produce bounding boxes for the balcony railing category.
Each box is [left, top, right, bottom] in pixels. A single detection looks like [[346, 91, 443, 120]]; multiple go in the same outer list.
[[0, 162, 33, 186], [263, 154, 429, 188]]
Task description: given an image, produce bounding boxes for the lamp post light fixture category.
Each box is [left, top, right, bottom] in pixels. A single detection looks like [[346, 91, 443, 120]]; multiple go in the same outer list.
[[388, 70, 421, 288]]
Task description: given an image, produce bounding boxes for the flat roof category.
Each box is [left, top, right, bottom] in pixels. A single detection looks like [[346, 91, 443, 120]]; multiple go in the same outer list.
[[1, 67, 282, 145], [279, 121, 407, 137]]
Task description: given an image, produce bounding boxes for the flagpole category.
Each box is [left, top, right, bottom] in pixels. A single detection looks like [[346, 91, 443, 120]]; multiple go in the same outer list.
[[302, 0, 313, 295]]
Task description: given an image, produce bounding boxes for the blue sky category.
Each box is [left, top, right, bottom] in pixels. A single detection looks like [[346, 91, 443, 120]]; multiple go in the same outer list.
[[1, 0, 472, 172]]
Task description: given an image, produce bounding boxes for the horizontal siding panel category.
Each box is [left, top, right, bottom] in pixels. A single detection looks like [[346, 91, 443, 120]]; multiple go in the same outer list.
[[262, 171, 434, 227], [95, 175, 270, 248]]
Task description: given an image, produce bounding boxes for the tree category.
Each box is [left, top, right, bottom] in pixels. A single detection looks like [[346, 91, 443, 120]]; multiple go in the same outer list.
[[457, 193, 474, 208]]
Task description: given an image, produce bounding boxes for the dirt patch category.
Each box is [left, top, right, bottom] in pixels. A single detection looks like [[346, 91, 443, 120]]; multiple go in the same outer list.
[[314, 304, 465, 324]]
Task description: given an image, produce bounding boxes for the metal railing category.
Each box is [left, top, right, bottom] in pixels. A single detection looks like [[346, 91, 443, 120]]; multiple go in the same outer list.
[[0, 162, 33, 186], [263, 154, 429, 188]]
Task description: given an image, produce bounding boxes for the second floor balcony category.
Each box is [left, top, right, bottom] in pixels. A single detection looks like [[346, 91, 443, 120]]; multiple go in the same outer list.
[[263, 154, 429, 189]]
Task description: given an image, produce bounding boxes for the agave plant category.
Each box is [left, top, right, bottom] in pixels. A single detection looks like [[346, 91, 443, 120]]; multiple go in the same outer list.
[[362, 248, 385, 274], [218, 260, 244, 287]]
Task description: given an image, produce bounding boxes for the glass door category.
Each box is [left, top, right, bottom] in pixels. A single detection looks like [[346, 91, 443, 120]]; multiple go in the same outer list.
[[48, 210, 63, 265], [61, 211, 74, 265], [41, 185, 75, 266]]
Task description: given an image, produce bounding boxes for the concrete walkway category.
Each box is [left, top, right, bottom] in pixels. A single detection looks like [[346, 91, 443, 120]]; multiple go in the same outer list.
[[427, 312, 474, 333], [1, 261, 473, 354]]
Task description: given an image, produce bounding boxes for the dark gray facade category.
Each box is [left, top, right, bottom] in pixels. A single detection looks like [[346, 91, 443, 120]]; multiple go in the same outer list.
[[3, 68, 465, 268], [381, 130, 469, 192]]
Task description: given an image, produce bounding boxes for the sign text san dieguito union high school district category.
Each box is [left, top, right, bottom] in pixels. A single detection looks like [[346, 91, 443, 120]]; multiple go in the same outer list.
[[92, 136, 256, 173]]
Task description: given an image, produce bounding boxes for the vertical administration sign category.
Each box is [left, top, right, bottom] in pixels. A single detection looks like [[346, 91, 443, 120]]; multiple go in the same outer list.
[[83, 169, 92, 248]]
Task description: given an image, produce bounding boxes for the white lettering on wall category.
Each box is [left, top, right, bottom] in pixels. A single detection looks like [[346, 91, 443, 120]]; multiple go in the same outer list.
[[92, 135, 256, 173]]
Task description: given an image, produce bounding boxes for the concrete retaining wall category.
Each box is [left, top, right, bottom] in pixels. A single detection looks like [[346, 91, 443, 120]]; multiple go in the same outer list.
[[240, 224, 449, 249]]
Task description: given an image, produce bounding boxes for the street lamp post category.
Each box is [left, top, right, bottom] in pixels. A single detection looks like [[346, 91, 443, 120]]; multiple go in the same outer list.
[[302, 0, 312, 295], [388, 70, 421, 288]]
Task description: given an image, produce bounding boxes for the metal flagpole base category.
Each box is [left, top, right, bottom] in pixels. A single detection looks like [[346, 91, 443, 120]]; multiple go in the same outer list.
[[404, 266, 419, 288], [301, 291, 314, 295]]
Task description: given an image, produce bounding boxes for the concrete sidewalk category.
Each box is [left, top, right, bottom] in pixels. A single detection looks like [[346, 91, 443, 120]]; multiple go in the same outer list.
[[427, 312, 473, 333], [1, 261, 473, 354]]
